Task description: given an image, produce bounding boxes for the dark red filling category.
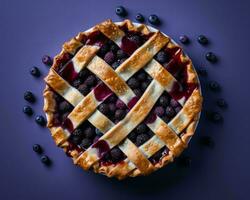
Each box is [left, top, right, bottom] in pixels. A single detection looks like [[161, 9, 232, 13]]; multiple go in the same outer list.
[[49, 23, 197, 166]]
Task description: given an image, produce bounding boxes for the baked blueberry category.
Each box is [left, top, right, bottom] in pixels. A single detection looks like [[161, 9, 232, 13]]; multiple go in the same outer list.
[[109, 103, 116, 114], [99, 103, 110, 114], [137, 72, 147, 81], [78, 84, 89, 95], [115, 109, 126, 120], [85, 75, 96, 87], [136, 124, 147, 134], [41, 155, 51, 165], [134, 88, 142, 97], [72, 128, 83, 137], [135, 13, 144, 22], [42, 55, 53, 66], [116, 99, 126, 109], [155, 51, 168, 63], [198, 35, 208, 45], [35, 115, 46, 126], [206, 52, 217, 63], [110, 44, 119, 53], [112, 61, 120, 69], [136, 134, 149, 146], [78, 69, 88, 79], [80, 138, 92, 149], [159, 95, 170, 106], [23, 105, 33, 116], [217, 98, 227, 108], [148, 14, 160, 25], [84, 127, 95, 138], [116, 49, 127, 59], [209, 81, 220, 91], [128, 77, 139, 89], [170, 99, 179, 108], [129, 35, 142, 46], [166, 106, 175, 118], [154, 106, 165, 117], [110, 148, 123, 162], [179, 35, 189, 44], [162, 116, 170, 123], [141, 82, 148, 91], [95, 128, 103, 136], [175, 106, 182, 113], [104, 51, 115, 65], [98, 43, 110, 56], [70, 135, 82, 145], [72, 79, 82, 88], [59, 101, 72, 113], [30, 66, 40, 77], [33, 144, 42, 154], [24, 91, 36, 103], [115, 6, 127, 17]]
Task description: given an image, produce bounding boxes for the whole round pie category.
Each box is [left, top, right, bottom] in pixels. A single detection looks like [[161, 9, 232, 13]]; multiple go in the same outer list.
[[43, 19, 202, 179]]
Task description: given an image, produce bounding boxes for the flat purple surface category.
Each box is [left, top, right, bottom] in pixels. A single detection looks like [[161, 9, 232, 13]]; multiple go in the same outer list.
[[1, 0, 250, 199]]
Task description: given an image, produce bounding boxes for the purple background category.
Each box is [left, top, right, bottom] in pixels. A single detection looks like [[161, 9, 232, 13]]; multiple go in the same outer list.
[[1, 0, 250, 199]]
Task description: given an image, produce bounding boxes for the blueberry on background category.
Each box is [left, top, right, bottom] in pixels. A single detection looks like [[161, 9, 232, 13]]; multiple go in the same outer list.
[[24, 91, 36, 103], [23, 105, 33, 116], [209, 81, 220, 91], [41, 155, 51, 165], [33, 144, 43, 154], [198, 35, 209, 45], [217, 98, 227, 108], [148, 14, 160, 25], [179, 35, 189, 44], [135, 13, 144, 22], [211, 112, 222, 122], [42, 55, 53, 66], [30, 66, 40, 77], [206, 52, 217, 63], [35, 115, 46, 126], [115, 6, 127, 17]]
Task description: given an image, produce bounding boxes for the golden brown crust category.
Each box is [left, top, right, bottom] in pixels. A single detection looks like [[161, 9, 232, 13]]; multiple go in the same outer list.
[[43, 19, 203, 179]]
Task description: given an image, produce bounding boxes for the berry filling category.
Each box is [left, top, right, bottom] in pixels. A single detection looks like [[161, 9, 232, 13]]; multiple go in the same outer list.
[[49, 25, 197, 166]]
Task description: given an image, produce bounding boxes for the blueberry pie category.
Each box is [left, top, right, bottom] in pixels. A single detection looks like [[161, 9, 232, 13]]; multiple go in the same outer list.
[[43, 19, 202, 179]]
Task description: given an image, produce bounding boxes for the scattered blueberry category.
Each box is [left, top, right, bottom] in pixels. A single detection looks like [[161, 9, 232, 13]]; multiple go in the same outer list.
[[104, 51, 115, 65], [115, 109, 126, 120], [217, 98, 227, 108], [24, 91, 36, 103], [115, 6, 127, 17], [135, 13, 144, 22], [136, 124, 147, 134], [85, 75, 96, 87], [211, 112, 222, 122], [209, 81, 220, 91], [95, 128, 103, 136], [179, 35, 189, 44], [206, 52, 217, 63], [30, 66, 40, 77], [148, 14, 160, 25], [78, 84, 89, 95], [35, 115, 46, 126], [166, 106, 175, 118], [154, 106, 165, 117], [41, 155, 51, 165], [33, 144, 42, 154], [155, 51, 169, 63], [198, 35, 208, 45], [116, 99, 126, 109], [128, 77, 139, 89], [197, 67, 207, 76], [200, 136, 214, 147], [110, 148, 123, 162], [80, 138, 92, 149], [23, 105, 33, 116], [42, 55, 53, 66], [129, 35, 142, 46], [136, 134, 149, 146]]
